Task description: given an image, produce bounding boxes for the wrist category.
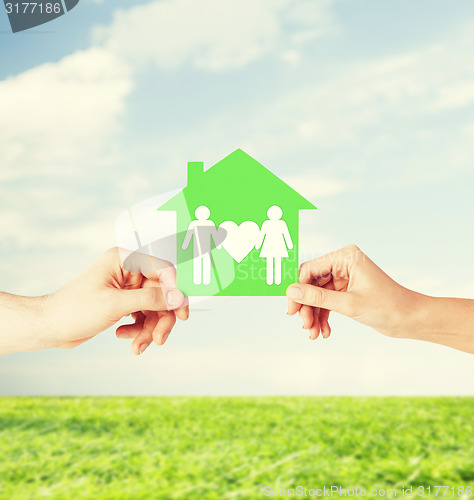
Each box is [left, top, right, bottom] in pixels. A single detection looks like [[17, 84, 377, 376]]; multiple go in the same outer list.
[[27, 294, 56, 350], [381, 289, 432, 340], [0, 292, 54, 354], [397, 291, 434, 340], [404, 295, 474, 352], [396, 292, 459, 345], [39, 292, 63, 349]]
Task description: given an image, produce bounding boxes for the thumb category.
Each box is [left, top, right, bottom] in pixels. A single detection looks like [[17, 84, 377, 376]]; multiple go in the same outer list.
[[117, 287, 185, 316], [286, 284, 357, 318]]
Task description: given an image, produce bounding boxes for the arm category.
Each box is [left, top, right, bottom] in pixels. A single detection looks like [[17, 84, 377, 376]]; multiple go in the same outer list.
[[408, 296, 474, 353], [0, 292, 50, 353], [0, 248, 188, 356], [182, 223, 194, 250], [286, 245, 474, 354]]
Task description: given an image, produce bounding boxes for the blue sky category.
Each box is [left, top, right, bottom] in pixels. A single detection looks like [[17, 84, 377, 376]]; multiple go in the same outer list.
[[1, 0, 473, 395]]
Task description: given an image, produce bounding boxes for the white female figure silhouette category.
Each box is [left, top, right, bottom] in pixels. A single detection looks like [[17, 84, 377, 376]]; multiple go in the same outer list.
[[255, 205, 293, 285]]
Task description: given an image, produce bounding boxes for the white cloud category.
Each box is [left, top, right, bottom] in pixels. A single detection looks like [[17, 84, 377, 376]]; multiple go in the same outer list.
[[434, 79, 474, 110], [123, 18, 473, 187], [285, 172, 348, 200], [0, 47, 133, 181], [219, 24, 474, 187], [465, 122, 474, 137], [0, 207, 115, 251], [93, 0, 336, 71]]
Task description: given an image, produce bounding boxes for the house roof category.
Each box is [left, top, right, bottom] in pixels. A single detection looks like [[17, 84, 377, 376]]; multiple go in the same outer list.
[[158, 149, 317, 214]]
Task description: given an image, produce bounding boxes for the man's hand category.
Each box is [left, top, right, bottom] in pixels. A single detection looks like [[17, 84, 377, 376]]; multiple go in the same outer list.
[[286, 245, 474, 354], [44, 248, 188, 355]]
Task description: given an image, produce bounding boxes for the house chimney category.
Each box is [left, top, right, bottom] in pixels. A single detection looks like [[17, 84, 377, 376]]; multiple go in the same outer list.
[[187, 161, 204, 186]]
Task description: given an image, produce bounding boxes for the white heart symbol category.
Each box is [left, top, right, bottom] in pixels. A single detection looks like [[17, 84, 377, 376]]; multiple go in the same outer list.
[[219, 221, 260, 263]]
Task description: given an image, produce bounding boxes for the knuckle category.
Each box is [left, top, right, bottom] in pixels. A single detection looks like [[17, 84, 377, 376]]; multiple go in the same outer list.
[[104, 247, 119, 261], [155, 257, 174, 270], [299, 262, 310, 281], [308, 286, 325, 307], [156, 261, 178, 285], [145, 287, 161, 307], [343, 244, 360, 255], [298, 261, 306, 275], [339, 244, 363, 272]]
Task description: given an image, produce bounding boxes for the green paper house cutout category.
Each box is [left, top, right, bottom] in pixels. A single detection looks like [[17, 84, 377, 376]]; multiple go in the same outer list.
[[158, 149, 316, 296]]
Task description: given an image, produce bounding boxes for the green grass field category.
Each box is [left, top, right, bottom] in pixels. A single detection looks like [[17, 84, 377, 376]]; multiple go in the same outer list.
[[0, 397, 472, 499]]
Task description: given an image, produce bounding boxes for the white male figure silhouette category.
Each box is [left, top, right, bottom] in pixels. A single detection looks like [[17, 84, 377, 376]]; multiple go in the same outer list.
[[182, 206, 222, 285], [255, 205, 293, 285]]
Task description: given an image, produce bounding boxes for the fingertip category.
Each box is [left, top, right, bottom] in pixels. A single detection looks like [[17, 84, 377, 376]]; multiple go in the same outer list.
[[152, 313, 175, 347], [154, 329, 171, 346], [309, 314, 320, 339], [133, 340, 151, 355], [115, 325, 130, 339], [287, 296, 302, 316], [286, 284, 303, 301], [175, 306, 189, 321], [320, 315, 331, 339], [131, 338, 148, 355], [309, 327, 320, 340], [299, 305, 314, 330], [322, 324, 331, 339], [155, 327, 168, 346]]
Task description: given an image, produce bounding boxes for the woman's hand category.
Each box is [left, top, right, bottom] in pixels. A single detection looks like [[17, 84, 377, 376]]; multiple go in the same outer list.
[[44, 248, 188, 355], [286, 245, 474, 354]]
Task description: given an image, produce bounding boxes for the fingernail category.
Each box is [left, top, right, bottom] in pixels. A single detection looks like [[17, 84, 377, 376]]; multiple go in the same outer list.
[[287, 286, 303, 300], [167, 289, 184, 308], [117, 332, 128, 339], [139, 343, 149, 354]]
